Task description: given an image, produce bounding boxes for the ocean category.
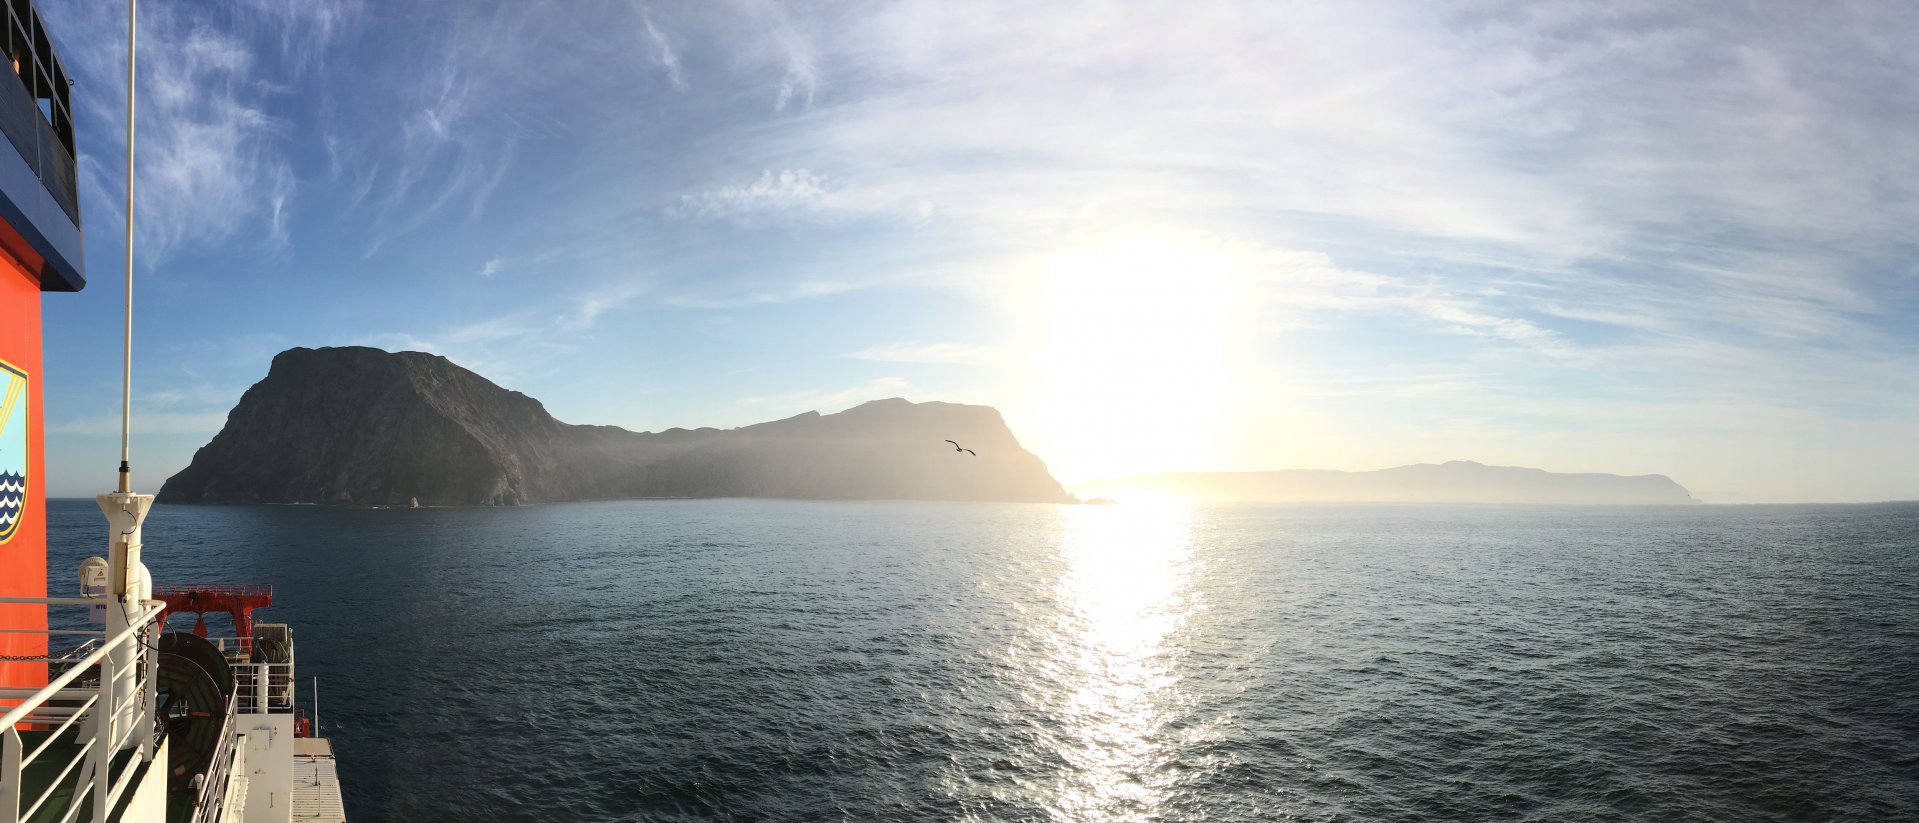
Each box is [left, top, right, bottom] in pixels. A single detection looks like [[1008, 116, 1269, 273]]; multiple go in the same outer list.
[[44, 498, 1919, 822]]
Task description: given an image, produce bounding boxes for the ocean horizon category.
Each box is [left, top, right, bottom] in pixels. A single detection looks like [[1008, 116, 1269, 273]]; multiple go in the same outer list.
[[45, 497, 1919, 822]]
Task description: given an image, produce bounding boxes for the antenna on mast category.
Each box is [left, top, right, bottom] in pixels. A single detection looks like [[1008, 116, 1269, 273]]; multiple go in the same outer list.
[[93, 0, 157, 754], [117, 0, 135, 493]]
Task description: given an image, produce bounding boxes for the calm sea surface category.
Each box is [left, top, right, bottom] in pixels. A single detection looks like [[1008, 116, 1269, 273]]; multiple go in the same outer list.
[[44, 498, 1919, 822]]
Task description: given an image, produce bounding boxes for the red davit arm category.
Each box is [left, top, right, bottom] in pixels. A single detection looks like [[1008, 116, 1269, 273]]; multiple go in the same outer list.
[[152, 584, 273, 638]]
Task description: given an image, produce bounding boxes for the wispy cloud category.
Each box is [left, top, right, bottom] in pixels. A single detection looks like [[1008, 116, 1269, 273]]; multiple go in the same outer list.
[[46, 374, 269, 438], [660, 268, 918, 309], [52, 1, 321, 263], [666, 169, 931, 225], [669, 169, 831, 221], [1411, 292, 1569, 355], [772, 40, 816, 111], [740, 377, 911, 413], [50, 410, 233, 437], [347, 278, 646, 384], [36, 1, 1919, 501], [845, 342, 1000, 366], [659, 3, 1919, 435], [238, 0, 360, 78], [638, 6, 686, 89], [1284, 369, 1491, 400], [329, 4, 549, 256], [670, 2, 1912, 336], [730, 0, 819, 111], [345, 323, 552, 387], [559, 282, 647, 331], [265, 164, 295, 247]]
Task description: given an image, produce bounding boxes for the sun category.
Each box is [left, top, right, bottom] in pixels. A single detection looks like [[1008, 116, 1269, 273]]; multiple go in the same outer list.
[[1012, 233, 1254, 487]]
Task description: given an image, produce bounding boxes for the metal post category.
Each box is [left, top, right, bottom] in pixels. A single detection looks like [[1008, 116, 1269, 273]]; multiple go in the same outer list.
[[312, 677, 319, 737], [2, 727, 21, 823], [97, 496, 151, 747], [92, 652, 111, 822], [141, 623, 159, 759]]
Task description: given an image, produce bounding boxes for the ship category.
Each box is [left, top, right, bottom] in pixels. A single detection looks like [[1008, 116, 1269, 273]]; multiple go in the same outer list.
[[1, 2, 347, 821]]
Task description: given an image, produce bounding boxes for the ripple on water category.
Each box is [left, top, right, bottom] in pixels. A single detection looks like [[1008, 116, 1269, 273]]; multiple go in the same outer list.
[[44, 498, 1919, 822]]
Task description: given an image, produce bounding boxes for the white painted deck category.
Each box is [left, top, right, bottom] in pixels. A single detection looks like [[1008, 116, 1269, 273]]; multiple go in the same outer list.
[[290, 739, 347, 822]]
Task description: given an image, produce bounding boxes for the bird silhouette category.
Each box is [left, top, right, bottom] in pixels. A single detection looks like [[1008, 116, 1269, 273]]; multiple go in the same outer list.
[[944, 440, 978, 456]]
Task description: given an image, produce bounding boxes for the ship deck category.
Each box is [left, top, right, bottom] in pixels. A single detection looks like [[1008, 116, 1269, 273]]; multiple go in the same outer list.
[[291, 738, 347, 823], [11, 728, 145, 823]]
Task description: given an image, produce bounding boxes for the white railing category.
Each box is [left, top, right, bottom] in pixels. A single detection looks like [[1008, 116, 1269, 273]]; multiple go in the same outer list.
[[231, 662, 294, 715], [203, 637, 253, 658], [196, 635, 294, 716], [215, 739, 246, 823], [0, 597, 166, 823], [184, 691, 238, 823]]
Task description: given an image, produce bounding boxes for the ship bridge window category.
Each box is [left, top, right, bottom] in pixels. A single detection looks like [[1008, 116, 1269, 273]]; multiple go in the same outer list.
[[3, 1, 73, 138], [0, 0, 79, 220]]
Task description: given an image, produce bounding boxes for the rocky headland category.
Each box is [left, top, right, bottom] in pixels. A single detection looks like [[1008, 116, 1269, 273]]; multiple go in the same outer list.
[[158, 347, 1071, 506]]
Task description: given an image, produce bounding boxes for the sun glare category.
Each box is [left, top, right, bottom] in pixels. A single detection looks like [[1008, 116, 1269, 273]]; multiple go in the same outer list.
[[1017, 235, 1253, 486], [1043, 499, 1203, 820]]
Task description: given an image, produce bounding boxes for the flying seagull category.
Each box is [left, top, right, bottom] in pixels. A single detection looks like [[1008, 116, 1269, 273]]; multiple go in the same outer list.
[[944, 440, 977, 456]]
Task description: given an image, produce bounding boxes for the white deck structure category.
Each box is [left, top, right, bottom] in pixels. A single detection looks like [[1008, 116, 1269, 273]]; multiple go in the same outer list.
[[289, 740, 344, 823], [1, 600, 344, 822]]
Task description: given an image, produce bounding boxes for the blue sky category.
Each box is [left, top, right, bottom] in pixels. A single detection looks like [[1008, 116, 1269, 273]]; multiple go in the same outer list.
[[31, 0, 1919, 502]]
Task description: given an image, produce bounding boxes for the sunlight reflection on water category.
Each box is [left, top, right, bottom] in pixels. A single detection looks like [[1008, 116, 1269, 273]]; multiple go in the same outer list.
[[46, 500, 1916, 821], [1044, 500, 1204, 822]]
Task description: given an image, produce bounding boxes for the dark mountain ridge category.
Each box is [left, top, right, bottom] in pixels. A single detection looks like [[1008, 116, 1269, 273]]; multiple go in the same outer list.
[[1075, 461, 1698, 504], [159, 347, 1071, 506]]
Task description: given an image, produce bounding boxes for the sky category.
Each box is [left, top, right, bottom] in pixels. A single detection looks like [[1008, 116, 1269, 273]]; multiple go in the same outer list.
[[28, 0, 1919, 503]]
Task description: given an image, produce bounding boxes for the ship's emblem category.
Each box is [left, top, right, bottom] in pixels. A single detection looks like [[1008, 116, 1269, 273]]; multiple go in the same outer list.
[[0, 358, 25, 545]]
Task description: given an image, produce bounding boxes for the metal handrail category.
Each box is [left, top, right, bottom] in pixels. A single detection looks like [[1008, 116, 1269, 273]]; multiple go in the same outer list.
[[1, 599, 165, 823], [18, 734, 88, 822], [0, 600, 164, 730], [231, 662, 296, 713], [22, 694, 96, 764], [151, 585, 271, 598], [189, 691, 240, 821]]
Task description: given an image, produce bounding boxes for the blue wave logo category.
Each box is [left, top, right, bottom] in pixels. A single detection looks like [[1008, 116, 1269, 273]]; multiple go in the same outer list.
[[0, 471, 21, 542], [0, 358, 24, 545]]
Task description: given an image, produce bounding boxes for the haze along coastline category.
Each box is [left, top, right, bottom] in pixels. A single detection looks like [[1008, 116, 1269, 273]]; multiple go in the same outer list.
[[1075, 461, 1699, 504], [158, 347, 1072, 506]]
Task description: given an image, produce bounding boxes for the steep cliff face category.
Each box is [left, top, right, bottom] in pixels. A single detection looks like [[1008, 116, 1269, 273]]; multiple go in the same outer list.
[[1075, 460, 1699, 504], [159, 347, 1071, 506], [158, 348, 583, 505], [574, 398, 1068, 503]]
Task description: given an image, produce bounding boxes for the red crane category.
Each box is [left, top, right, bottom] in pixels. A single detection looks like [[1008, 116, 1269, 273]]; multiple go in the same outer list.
[[152, 583, 274, 641]]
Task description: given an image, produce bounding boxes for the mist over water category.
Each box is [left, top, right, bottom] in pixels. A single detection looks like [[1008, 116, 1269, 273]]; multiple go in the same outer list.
[[46, 499, 1919, 822]]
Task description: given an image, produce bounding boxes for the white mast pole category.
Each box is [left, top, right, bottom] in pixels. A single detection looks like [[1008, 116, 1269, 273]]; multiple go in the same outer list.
[[118, 0, 135, 493], [96, 0, 155, 758]]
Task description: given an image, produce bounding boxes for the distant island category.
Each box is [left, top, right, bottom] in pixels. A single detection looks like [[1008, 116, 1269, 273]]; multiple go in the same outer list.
[[159, 347, 1072, 506], [1074, 462, 1699, 504]]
